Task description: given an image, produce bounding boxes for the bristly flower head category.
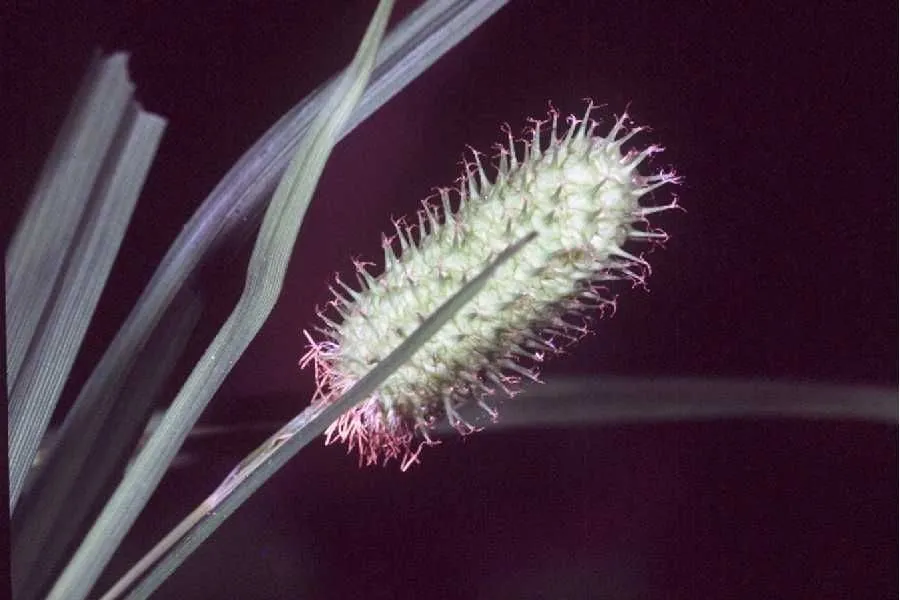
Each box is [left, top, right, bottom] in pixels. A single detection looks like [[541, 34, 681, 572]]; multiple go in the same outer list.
[[301, 102, 680, 470]]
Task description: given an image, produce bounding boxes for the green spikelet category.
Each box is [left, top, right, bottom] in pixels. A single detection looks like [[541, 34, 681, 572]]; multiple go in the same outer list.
[[301, 103, 680, 469]]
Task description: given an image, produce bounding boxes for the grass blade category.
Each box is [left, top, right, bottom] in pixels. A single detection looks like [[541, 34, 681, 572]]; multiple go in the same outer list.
[[11, 285, 203, 600], [6, 53, 165, 510], [46, 2, 394, 598], [6, 53, 131, 389], [431, 376, 900, 434]]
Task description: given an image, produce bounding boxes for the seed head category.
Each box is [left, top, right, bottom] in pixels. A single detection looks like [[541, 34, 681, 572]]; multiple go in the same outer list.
[[301, 102, 680, 469]]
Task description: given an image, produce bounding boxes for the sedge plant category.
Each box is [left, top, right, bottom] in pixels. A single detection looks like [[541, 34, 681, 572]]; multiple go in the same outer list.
[[8, 1, 896, 599]]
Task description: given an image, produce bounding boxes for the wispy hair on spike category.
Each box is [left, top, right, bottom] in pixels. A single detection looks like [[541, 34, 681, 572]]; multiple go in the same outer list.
[[302, 102, 680, 468]]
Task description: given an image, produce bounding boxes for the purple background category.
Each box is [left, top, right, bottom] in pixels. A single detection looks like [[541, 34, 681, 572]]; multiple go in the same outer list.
[[4, 1, 896, 598]]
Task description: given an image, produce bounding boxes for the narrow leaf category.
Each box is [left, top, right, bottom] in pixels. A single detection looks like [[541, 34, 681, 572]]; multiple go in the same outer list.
[[7, 53, 166, 510]]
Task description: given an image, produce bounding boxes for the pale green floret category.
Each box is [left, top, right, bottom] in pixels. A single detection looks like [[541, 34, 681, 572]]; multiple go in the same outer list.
[[306, 105, 678, 468]]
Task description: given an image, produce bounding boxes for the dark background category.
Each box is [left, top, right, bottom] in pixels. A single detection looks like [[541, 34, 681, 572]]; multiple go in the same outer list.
[[3, 1, 896, 599]]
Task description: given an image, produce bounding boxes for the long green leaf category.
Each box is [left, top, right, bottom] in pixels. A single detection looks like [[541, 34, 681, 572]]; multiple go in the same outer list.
[[430, 376, 900, 433], [12, 285, 203, 600], [6, 53, 131, 389], [7, 53, 165, 510]]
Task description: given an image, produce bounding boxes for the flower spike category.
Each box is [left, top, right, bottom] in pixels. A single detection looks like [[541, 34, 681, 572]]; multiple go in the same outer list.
[[302, 103, 680, 469]]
